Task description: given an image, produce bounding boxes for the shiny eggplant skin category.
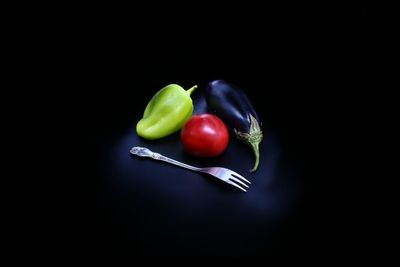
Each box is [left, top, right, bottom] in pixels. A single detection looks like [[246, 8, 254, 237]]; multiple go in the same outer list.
[[205, 80, 263, 172], [205, 80, 260, 133]]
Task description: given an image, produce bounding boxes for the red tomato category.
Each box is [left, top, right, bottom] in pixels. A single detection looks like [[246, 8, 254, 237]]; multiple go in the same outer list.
[[180, 113, 229, 157]]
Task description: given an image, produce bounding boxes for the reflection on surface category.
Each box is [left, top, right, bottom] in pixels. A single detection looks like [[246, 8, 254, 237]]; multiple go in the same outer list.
[[82, 122, 305, 259], [111, 126, 302, 217]]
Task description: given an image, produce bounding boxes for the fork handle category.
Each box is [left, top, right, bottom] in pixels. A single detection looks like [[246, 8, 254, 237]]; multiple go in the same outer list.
[[130, 146, 201, 172]]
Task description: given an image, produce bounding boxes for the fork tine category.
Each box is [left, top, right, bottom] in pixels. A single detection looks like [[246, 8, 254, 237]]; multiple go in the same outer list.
[[228, 180, 248, 192], [229, 176, 250, 188], [231, 173, 251, 184]]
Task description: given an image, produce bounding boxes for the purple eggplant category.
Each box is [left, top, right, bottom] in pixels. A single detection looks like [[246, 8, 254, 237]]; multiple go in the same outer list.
[[205, 80, 263, 172]]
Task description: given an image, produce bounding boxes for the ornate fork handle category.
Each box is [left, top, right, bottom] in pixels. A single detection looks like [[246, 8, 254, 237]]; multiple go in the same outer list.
[[130, 146, 201, 172]]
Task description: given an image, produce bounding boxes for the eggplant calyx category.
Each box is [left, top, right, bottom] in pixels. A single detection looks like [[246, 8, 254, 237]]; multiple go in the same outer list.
[[234, 114, 263, 172]]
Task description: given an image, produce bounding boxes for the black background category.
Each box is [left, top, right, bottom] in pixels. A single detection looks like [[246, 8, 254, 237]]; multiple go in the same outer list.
[[72, 7, 375, 264]]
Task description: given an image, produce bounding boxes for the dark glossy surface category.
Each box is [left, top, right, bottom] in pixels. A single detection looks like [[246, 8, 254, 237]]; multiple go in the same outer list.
[[75, 10, 373, 263], [205, 80, 261, 133], [79, 98, 306, 262]]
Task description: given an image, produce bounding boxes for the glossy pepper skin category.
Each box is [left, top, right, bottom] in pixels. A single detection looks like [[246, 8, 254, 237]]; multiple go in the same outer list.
[[205, 80, 263, 172], [136, 84, 197, 140]]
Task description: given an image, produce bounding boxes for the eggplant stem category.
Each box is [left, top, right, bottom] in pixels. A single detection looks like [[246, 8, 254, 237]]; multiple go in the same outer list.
[[234, 114, 263, 172], [248, 128, 262, 172]]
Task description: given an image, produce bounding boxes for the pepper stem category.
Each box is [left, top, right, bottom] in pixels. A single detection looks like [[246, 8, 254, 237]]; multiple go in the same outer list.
[[186, 85, 198, 95], [234, 114, 263, 172]]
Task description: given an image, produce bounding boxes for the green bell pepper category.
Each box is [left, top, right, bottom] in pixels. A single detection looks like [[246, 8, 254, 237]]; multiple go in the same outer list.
[[136, 84, 197, 140]]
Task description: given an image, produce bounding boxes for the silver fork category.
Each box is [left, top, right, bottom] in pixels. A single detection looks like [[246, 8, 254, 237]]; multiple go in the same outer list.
[[130, 146, 251, 192]]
